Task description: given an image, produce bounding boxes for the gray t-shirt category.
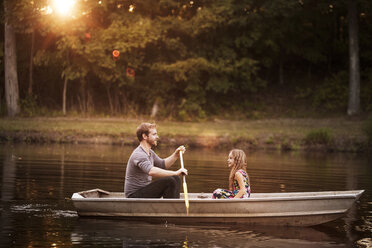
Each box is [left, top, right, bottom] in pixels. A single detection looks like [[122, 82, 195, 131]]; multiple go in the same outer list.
[[124, 145, 165, 197]]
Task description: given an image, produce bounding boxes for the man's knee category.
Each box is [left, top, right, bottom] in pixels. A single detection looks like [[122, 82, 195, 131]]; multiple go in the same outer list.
[[165, 175, 180, 187], [171, 175, 181, 184], [163, 176, 180, 198]]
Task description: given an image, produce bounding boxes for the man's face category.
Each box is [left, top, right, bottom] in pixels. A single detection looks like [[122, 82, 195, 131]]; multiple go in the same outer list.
[[144, 128, 159, 147]]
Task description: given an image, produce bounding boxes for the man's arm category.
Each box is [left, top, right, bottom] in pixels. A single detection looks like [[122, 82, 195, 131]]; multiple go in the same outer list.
[[149, 166, 187, 178], [164, 146, 185, 169], [164, 152, 178, 169]]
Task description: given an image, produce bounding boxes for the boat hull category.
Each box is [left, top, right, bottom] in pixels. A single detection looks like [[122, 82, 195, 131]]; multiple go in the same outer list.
[[71, 189, 364, 226]]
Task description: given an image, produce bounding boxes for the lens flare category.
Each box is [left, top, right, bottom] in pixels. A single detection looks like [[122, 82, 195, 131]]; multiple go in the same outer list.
[[126, 67, 135, 77], [112, 50, 120, 58], [52, 0, 75, 16]]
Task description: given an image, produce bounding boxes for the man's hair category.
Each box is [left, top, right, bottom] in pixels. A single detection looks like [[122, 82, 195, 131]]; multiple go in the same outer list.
[[136, 123, 156, 141]]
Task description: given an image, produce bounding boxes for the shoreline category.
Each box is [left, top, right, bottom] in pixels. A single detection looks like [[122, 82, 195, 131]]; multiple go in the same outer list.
[[0, 117, 368, 153], [0, 129, 368, 153]]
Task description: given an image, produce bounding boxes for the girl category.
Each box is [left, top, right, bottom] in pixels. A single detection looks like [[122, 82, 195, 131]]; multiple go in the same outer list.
[[212, 149, 251, 199]]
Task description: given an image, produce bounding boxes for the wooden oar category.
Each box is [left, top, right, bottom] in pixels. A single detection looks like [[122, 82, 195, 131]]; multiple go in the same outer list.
[[179, 151, 189, 215]]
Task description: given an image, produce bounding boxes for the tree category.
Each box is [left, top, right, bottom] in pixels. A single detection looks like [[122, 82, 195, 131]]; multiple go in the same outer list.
[[6, 0, 372, 118], [146, 0, 267, 118], [347, 0, 360, 115], [10, 0, 43, 96], [32, 0, 91, 115], [4, 0, 20, 117]]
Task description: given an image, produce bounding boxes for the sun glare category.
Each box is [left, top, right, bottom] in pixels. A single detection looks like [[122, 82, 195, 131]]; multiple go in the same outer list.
[[51, 0, 76, 16]]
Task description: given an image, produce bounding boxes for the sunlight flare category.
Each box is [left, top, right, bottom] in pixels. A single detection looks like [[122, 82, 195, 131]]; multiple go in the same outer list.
[[51, 0, 76, 16]]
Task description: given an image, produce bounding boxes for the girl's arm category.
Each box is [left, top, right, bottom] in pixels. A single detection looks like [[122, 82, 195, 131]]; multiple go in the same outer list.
[[233, 172, 247, 199]]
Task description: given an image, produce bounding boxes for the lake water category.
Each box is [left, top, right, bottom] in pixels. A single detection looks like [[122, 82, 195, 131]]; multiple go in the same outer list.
[[0, 143, 371, 247]]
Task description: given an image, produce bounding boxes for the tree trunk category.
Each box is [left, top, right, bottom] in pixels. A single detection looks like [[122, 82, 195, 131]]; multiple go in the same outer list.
[[28, 29, 35, 96], [63, 77, 68, 115], [347, 0, 360, 116], [87, 90, 93, 113], [4, 1, 20, 117], [120, 93, 128, 115], [79, 79, 87, 112], [279, 56, 284, 85], [113, 84, 120, 114], [151, 98, 159, 118], [105, 84, 114, 115]]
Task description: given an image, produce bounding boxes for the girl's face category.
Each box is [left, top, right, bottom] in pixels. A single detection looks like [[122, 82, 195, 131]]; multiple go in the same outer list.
[[227, 152, 234, 168]]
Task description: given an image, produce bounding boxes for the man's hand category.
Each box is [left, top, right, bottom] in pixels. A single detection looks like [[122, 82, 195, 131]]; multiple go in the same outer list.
[[176, 145, 186, 155], [176, 168, 188, 176]]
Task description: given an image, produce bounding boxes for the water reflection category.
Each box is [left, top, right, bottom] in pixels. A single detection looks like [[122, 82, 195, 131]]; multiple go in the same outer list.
[[0, 143, 370, 247], [1, 150, 16, 247], [72, 219, 348, 247]]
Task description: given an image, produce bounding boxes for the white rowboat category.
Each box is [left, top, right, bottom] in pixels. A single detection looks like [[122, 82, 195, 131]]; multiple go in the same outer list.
[[71, 189, 364, 226]]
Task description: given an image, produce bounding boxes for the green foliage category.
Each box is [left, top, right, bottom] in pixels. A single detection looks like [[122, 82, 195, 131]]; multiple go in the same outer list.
[[177, 110, 188, 122], [361, 69, 372, 112], [265, 136, 274, 144], [312, 71, 348, 111], [296, 71, 349, 112], [280, 140, 292, 151], [362, 117, 372, 143], [176, 101, 206, 121], [6, 0, 372, 118], [20, 95, 39, 117], [304, 128, 333, 145]]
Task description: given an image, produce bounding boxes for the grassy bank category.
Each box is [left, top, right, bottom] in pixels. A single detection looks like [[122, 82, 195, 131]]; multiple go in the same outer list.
[[0, 117, 369, 152]]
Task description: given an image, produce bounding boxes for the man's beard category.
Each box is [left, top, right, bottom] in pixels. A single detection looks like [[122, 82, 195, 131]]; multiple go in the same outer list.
[[148, 139, 157, 147]]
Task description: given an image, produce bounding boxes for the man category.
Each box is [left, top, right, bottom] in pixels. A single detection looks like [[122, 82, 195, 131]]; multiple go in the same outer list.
[[124, 123, 187, 198]]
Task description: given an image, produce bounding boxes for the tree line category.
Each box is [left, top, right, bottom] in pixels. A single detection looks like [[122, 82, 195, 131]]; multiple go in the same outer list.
[[1, 0, 372, 119]]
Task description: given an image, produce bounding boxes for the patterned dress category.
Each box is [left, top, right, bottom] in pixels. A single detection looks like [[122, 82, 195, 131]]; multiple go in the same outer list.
[[212, 169, 251, 199]]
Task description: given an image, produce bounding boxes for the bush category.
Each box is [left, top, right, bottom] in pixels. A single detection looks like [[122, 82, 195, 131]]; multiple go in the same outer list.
[[304, 128, 333, 145], [312, 71, 348, 111], [363, 118, 372, 143], [176, 100, 206, 121], [177, 110, 188, 122], [361, 69, 372, 112], [20, 95, 39, 117]]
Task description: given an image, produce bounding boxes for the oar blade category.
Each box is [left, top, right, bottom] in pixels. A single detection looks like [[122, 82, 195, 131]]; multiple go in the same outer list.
[[183, 181, 189, 215], [180, 150, 189, 216]]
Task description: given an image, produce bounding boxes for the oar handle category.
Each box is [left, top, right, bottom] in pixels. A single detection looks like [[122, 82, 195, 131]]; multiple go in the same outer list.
[[179, 151, 186, 182], [179, 150, 189, 215], [180, 150, 185, 169]]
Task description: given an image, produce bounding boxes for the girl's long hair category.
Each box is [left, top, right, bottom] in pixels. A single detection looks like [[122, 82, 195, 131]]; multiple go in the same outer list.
[[228, 149, 249, 190]]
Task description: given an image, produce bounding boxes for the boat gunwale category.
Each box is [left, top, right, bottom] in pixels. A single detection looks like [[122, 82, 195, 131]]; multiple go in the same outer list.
[[71, 190, 364, 203], [75, 209, 347, 218]]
